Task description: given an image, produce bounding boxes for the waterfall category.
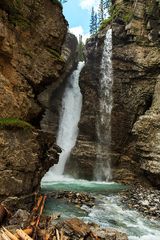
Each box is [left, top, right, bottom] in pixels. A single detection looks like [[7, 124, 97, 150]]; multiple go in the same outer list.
[[95, 29, 113, 181], [43, 62, 84, 181]]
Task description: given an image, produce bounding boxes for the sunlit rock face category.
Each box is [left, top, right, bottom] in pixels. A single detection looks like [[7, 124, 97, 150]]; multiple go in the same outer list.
[[0, 0, 74, 207], [0, 0, 68, 121]]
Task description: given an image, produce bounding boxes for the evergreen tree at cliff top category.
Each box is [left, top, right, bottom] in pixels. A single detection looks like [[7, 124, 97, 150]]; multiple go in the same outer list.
[[98, 0, 104, 25], [89, 0, 111, 35], [90, 7, 95, 35], [51, 0, 68, 4], [90, 7, 99, 35], [59, 0, 68, 3]]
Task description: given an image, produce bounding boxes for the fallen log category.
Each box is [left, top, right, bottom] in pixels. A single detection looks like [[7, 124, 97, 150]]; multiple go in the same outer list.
[[1, 231, 11, 240], [60, 230, 64, 240], [2, 227, 18, 240], [16, 229, 33, 240], [32, 196, 43, 214], [22, 227, 33, 236], [32, 195, 47, 239], [35, 195, 47, 229], [42, 232, 50, 240], [56, 229, 60, 240]]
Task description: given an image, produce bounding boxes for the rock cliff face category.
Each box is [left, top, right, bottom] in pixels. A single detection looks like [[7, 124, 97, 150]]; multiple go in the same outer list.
[[70, 0, 160, 186], [66, 32, 106, 180], [112, 0, 160, 185], [0, 0, 67, 121], [39, 32, 78, 141], [0, 0, 77, 207]]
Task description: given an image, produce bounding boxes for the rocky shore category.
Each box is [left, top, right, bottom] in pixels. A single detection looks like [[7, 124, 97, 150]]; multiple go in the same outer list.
[[0, 200, 128, 240], [47, 191, 95, 208], [120, 184, 160, 220]]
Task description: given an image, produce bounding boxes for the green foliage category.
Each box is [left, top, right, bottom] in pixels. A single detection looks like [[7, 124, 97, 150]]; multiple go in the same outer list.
[[4, 0, 30, 29], [90, 0, 135, 33], [109, 3, 121, 19], [146, 2, 155, 16], [98, 0, 104, 25], [122, 10, 133, 23], [90, 7, 98, 35], [47, 48, 65, 62], [99, 17, 112, 30], [0, 118, 33, 130], [89, 0, 112, 35]]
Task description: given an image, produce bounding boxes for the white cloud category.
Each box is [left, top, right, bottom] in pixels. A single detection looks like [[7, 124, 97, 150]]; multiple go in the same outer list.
[[69, 26, 90, 43], [79, 0, 99, 11]]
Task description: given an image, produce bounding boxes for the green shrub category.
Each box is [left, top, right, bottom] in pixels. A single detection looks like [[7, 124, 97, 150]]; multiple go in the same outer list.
[[0, 118, 33, 130], [122, 11, 133, 23], [99, 17, 112, 30]]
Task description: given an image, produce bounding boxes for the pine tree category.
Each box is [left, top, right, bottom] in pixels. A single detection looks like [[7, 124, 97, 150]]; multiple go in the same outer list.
[[98, 0, 104, 25], [59, 0, 68, 3], [93, 13, 98, 34], [78, 35, 84, 61], [90, 7, 95, 35], [103, 0, 111, 9]]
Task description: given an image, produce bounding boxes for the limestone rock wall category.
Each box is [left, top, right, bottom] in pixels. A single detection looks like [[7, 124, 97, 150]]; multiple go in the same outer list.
[[39, 33, 78, 140], [0, 0, 68, 121], [112, 0, 160, 184], [69, 0, 160, 186], [0, 0, 76, 206]]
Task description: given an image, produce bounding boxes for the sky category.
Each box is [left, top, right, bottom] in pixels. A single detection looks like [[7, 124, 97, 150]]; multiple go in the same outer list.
[[63, 0, 99, 42]]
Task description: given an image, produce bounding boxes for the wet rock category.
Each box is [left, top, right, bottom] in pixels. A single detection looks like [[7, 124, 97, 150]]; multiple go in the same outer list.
[[56, 218, 128, 240], [120, 184, 160, 219], [0, 130, 59, 208], [48, 191, 95, 207], [56, 218, 90, 239], [9, 209, 30, 228]]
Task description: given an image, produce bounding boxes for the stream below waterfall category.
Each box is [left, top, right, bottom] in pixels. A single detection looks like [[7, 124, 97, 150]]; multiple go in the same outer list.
[[41, 178, 160, 240]]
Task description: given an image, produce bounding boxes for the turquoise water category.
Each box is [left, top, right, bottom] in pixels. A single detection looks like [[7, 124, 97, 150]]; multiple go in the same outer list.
[[41, 177, 160, 240], [44, 198, 87, 219], [41, 176, 126, 193]]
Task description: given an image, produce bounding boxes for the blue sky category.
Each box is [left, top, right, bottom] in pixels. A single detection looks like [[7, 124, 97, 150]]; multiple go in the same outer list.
[[63, 0, 99, 42]]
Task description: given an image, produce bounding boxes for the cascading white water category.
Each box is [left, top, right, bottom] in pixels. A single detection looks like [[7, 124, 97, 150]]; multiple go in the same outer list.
[[42, 62, 84, 181], [95, 29, 113, 181]]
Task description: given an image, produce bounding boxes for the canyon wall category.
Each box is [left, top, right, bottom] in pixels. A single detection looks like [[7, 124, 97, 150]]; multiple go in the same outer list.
[[112, 0, 160, 186], [69, 0, 160, 186], [65, 32, 106, 180], [0, 0, 77, 208]]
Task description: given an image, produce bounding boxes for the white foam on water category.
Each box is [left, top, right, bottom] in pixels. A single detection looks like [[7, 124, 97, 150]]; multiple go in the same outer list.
[[81, 195, 160, 240]]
